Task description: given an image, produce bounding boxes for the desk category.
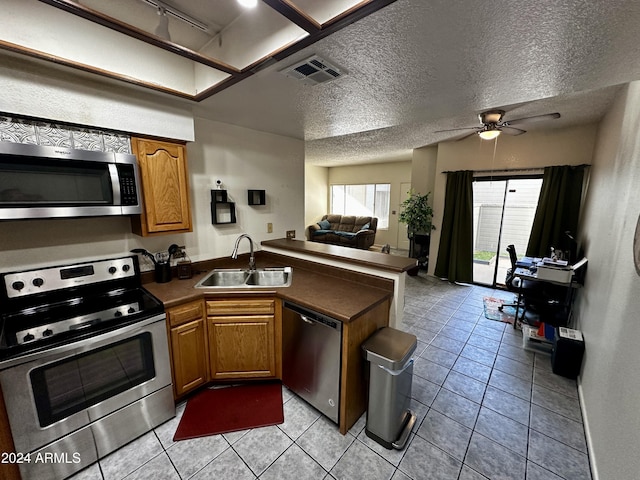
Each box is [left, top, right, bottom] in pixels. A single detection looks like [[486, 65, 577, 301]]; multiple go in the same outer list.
[[513, 267, 575, 286], [511, 266, 580, 329]]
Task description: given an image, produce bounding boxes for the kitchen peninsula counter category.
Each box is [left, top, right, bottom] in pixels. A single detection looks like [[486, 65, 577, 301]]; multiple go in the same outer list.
[[142, 249, 392, 435], [261, 238, 417, 273], [142, 250, 393, 323], [260, 238, 415, 328]]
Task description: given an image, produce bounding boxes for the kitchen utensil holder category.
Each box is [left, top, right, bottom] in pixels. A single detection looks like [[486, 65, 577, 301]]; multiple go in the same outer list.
[[155, 262, 171, 283]]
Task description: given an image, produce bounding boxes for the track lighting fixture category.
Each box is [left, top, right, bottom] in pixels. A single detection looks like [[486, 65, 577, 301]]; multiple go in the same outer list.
[[154, 7, 171, 41]]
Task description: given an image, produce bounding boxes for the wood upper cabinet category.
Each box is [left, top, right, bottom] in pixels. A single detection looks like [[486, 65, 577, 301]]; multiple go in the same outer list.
[[131, 137, 192, 236], [166, 300, 208, 399], [206, 298, 281, 380]]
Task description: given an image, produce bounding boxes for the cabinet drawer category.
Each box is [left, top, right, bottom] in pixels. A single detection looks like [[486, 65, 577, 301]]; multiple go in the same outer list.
[[206, 299, 275, 316], [167, 300, 205, 327]]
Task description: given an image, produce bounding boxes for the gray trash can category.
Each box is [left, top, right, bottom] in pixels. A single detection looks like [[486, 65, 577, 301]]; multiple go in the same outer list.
[[362, 327, 417, 449]]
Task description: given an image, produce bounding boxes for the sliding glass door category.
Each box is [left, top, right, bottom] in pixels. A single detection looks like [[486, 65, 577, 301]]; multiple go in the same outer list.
[[473, 176, 543, 287]]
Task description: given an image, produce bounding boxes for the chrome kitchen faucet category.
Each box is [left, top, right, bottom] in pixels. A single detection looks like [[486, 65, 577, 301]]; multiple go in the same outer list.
[[231, 234, 256, 271]]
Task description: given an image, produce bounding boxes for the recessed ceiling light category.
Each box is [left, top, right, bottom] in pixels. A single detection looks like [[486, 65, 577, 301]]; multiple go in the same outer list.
[[238, 0, 258, 8]]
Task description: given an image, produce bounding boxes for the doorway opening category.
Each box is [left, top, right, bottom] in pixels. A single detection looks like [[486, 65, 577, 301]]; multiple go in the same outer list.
[[473, 176, 543, 287]]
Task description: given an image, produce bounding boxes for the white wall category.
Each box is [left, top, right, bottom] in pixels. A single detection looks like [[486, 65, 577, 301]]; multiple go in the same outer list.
[[428, 124, 598, 275], [0, 52, 195, 142], [187, 118, 305, 261], [411, 145, 438, 196], [0, 43, 305, 271], [574, 82, 640, 480], [327, 161, 412, 247], [305, 164, 329, 235], [0, 118, 305, 272]]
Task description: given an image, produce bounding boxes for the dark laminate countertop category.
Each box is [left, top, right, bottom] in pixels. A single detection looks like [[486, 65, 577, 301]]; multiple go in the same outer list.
[[142, 252, 393, 323], [261, 239, 417, 273]]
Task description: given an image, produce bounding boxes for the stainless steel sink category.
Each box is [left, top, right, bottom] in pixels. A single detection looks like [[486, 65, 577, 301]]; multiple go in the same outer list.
[[246, 269, 291, 286], [195, 267, 292, 288], [197, 269, 249, 287]]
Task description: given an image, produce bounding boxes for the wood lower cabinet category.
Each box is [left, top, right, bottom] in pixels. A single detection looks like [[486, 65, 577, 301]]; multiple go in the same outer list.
[[166, 300, 208, 398], [206, 298, 282, 380], [162, 292, 386, 436], [131, 137, 192, 236]]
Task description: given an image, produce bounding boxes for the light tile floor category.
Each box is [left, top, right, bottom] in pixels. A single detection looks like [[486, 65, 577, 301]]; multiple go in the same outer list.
[[71, 272, 592, 480]]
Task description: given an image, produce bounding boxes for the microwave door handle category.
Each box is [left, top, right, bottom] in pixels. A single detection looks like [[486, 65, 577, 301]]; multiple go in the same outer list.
[[108, 163, 121, 205]]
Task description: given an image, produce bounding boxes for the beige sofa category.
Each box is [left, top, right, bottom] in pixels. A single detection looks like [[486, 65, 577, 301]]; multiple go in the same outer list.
[[307, 214, 378, 250]]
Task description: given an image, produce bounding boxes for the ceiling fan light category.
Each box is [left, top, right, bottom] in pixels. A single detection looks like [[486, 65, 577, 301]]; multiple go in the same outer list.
[[478, 129, 501, 140], [237, 0, 258, 8]]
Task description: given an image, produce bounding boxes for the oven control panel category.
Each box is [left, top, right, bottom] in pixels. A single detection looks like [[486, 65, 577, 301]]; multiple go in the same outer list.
[[3, 257, 137, 299]]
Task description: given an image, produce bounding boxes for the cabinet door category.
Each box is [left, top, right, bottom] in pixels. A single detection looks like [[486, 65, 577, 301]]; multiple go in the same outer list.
[[170, 318, 208, 397], [132, 137, 192, 235], [208, 315, 276, 380]]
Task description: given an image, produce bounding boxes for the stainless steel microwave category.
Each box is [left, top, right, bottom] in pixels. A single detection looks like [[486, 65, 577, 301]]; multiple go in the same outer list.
[[0, 142, 141, 220]]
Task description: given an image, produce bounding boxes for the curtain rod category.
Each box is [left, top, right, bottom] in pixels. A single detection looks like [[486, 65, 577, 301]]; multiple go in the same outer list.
[[442, 164, 591, 175]]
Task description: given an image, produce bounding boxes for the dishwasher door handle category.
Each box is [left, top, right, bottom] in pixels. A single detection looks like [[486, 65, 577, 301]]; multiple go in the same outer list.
[[300, 314, 315, 325]]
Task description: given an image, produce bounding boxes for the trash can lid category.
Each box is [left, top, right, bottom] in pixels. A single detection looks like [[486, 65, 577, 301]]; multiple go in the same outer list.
[[362, 327, 417, 370]]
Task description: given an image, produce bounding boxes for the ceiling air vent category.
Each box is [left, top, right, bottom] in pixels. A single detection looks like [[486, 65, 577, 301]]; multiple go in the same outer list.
[[280, 55, 344, 86]]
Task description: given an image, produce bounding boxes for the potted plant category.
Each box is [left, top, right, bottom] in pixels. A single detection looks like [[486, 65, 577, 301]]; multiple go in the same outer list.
[[399, 190, 435, 266]]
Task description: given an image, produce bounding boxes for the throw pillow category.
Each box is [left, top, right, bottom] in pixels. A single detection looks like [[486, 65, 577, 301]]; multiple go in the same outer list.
[[359, 222, 370, 231], [318, 219, 331, 230]]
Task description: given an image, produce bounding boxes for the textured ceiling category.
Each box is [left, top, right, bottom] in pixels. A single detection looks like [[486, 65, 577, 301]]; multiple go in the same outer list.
[[193, 0, 640, 166]]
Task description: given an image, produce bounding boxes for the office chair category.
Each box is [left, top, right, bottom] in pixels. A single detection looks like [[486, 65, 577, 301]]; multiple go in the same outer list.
[[500, 244, 529, 315], [505, 244, 522, 291]]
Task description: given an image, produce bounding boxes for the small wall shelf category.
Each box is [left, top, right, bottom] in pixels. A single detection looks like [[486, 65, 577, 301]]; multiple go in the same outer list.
[[211, 189, 228, 203], [211, 189, 236, 224], [248, 189, 266, 206]]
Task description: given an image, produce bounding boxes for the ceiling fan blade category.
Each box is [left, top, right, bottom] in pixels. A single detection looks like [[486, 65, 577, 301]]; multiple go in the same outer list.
[[500, 126, 527, 136], [503, 112, 561, 126], [453, 131, 479, 141], [434, 126, 479, 134]]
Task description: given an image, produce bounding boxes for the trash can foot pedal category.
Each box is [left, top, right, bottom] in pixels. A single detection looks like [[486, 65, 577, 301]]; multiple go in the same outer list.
[[365, 409, 416, 450], [391, 410, 415, 450]]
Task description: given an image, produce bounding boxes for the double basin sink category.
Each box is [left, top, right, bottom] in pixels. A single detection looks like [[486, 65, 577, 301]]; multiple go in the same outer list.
[[195, 267, 292, 289]]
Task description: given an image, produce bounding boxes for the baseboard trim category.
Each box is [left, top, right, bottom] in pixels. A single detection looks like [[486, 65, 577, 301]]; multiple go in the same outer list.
[[578, 376, 599, 480]]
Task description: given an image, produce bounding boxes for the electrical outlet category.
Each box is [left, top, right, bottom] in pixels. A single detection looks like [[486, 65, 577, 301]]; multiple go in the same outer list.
[[286, 230, 296, 239], [267, 222, 273, 233]]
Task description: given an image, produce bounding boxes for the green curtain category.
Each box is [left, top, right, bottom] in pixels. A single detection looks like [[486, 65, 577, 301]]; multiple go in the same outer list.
[[526, 165, 586, 258], [434, 171, 474, 283]]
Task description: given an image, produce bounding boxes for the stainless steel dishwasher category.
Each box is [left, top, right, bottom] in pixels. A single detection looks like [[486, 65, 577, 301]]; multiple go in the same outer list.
[[282, 302, 343, 423]]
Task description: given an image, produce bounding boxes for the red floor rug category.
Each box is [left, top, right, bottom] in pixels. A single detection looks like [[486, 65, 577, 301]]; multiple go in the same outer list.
[[173, 382, 284, 441]]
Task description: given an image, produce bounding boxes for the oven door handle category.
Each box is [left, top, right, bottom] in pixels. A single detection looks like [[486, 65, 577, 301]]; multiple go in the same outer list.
[[0, 313, 167, 370]]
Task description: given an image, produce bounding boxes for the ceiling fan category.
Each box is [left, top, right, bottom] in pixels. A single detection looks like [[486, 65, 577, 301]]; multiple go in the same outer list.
[[436, 110, 561, 141]]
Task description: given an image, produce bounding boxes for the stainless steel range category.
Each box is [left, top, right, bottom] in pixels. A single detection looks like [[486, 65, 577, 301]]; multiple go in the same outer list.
[[0, 256, 174, 480]]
